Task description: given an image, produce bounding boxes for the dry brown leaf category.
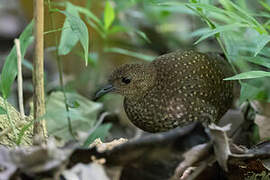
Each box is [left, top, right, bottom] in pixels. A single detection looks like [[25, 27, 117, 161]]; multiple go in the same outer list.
[[208, 123, 231, 172]]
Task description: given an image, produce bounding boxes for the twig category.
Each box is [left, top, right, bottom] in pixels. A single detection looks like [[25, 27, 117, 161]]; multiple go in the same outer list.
[[14, 39, 25, 118], [33, 0, 47, 145]]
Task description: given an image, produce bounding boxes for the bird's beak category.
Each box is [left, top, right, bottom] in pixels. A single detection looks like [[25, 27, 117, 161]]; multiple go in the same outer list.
[[94, 84, 115, 101]]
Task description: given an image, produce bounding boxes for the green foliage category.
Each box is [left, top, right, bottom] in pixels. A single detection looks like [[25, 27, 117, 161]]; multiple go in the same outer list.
[[159, 0, 270, 103], [55, 5, 89, 65], [104, 47, 155, 61], [238, 81, 270, 103], [55, 1, 151, 64], [104, 1, 115, 30], [0, 21, 33, 99], [46, 91, 104, 141], [78, 1, 152, 60], [0, 106, 6, 114], [194, 23, 249, 44], [83, 123, 112, 148], [224, 71, 270, 80], [58, 2, 80, 56], [253, 34, 270, 56], [16, 119, 35, 145]]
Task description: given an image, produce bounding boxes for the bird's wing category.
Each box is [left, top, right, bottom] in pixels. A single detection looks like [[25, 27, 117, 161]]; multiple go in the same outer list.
[[167, 96, 219, 125]]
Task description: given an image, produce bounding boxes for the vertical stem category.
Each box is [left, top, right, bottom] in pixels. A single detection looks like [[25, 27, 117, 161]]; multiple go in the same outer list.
[[33, 0, 47, 144], [14, 39, 25, 118], [47, 0, 75, 138]]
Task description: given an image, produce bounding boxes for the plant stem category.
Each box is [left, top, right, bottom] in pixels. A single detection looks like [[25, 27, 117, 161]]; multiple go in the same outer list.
[[44, 27, 69, 35], [47, 0, 75, 138], [33, 0, 47, 145]]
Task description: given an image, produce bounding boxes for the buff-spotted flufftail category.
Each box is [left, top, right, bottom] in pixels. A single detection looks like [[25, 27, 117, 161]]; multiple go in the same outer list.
[[95, 50, 234, 132]]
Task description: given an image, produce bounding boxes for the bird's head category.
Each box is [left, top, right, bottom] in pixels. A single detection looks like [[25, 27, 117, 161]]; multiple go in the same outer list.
[[95, 63, 156, 100]]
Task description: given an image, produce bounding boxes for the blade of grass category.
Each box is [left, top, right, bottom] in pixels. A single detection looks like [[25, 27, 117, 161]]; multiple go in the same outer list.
[[0, 21, 34, 98], [253, 34, 270, 56], [4, 99, 17, 139], [224, 71, 270, 80], [16, 114, 46, 145], [228, 0, 267, 34], [104, 1, 115, 30], [194, 23, 248, 44], [76, 6, 103, 28], [0, 106, 6, 114], [104, 47, 155, 61], [240, 56, 270, 69], [85, 17, 106, 38]]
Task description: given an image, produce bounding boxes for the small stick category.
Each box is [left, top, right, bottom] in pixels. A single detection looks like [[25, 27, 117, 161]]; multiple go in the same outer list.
[[14, 39, 25, 118]]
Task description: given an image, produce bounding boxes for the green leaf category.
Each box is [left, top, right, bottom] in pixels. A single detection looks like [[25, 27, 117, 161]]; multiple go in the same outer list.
[[16, 115, 44, 145], [104, 1, 115, 30], [22, 59, 33, 71], [0, 21, 34, 98], [241, 56, 270, 69], [251, 124, 260, 144], [85, 17, 106, 38], [88, 52, 99, 66], [135, 30, 151, 43], [253, 35, 270, 56], [0, 106, 6, 114], [260, 1, 270, 12], [224, 71, 270, 80], [16, 119, 34, 145], [228, 1, 266, 34], [67, 100, 80, 108], [56, 8, 89, 65], [104, 47, 155, 61], [46, 91, 103, 141], [108, 25, 128, 34], [194, 23, 247, 44], [83, 123, 112, 148], [58, 2, 80, 56], [239, 83, 261, 104], [107, 26, 151, 43], [190, 27, 211, 37], [76, 6, 103, 28], [219, 0, 233, 11], [187, 3, 249, 24]]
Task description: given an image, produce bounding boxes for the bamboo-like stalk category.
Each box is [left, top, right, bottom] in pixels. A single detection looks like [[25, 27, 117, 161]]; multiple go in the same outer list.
[[33, 0, 46, 144], [14, 39, 25, 118]]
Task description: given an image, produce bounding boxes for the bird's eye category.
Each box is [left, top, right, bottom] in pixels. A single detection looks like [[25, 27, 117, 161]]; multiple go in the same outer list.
[[122, 77, 131, 84]]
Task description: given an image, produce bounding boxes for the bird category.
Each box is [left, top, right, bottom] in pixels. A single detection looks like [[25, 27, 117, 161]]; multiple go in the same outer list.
[[95, 50, 234, 133]]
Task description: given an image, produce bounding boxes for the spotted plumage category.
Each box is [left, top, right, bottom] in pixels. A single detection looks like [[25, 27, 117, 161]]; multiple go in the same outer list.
[[96, 50, 234, 133]]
